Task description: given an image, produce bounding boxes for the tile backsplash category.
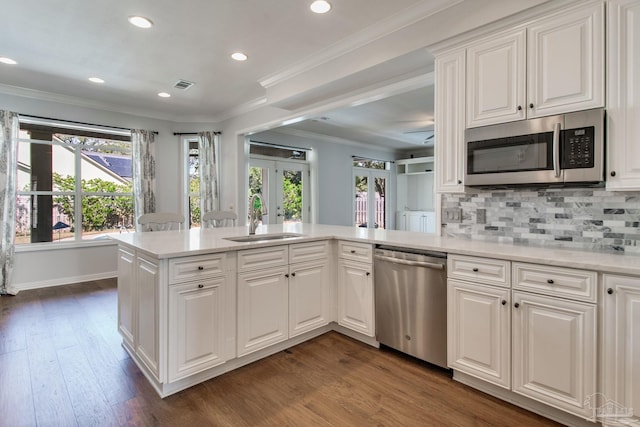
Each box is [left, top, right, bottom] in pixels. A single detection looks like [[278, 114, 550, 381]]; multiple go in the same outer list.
[[442, 188, 640, 254]]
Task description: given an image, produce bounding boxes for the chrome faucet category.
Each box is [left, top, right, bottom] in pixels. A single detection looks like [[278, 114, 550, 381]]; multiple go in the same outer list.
[[248, 193, 268, 234]]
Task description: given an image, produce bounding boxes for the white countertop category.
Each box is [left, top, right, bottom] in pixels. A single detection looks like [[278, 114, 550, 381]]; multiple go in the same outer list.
[[110, 223, 640, 276]]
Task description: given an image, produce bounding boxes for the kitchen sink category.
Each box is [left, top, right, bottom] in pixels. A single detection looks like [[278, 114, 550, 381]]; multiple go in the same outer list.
[[223, 233, 305, 243]]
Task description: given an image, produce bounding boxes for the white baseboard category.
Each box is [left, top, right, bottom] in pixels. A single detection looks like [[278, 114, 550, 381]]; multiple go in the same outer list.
[[9, 271, 117, 294]]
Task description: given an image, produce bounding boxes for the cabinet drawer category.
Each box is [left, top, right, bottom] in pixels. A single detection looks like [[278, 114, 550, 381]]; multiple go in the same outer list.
[[512, 262, 596, 303], [169, 254, 226, 283], [448, 255, 510, 288], [338, 241, 372, 262], [289, 240, 329, 264], [237, 245, 288, 272]]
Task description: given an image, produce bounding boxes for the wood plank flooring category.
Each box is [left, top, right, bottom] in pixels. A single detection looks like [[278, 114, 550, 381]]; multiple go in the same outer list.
[[0, 279, 561, 426]]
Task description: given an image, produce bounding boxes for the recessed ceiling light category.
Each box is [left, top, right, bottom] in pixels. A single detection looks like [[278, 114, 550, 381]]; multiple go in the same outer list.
[[158, 92, 171, 98], [128, 16, 153, 29], [88, 77, 105, 84], [310, 1, 331, 14], [0, 57, 17, 65], [231, 52, 248, 61]]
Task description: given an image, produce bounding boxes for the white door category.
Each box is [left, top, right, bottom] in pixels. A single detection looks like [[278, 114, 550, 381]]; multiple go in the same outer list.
[[337, 259, 374, 336], [512, 291, 596, 419], [527, 2, 605, 118], [353, 168, 389, 229], [237, 265, 289, 356], [136, 255, 161, 381], [602, 274, 640, 424], [289, 260, 330, 338], [466, 29, 526, 127], [447, 279, 511, 389], [168, 278, 226, 382], [249, 158, 309, 225], [117, 247, 135, 349]]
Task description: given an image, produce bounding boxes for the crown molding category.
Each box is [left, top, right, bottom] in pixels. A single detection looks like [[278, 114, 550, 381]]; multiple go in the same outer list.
[[269, 126, 403, 153], [258, 0, 461, 89]]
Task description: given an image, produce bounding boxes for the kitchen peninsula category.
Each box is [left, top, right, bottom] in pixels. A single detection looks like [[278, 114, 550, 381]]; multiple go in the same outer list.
[[112, 223, 640, 426]]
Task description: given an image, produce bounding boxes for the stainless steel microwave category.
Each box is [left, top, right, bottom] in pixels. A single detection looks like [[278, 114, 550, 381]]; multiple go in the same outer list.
[[464, 108, 605, 187]]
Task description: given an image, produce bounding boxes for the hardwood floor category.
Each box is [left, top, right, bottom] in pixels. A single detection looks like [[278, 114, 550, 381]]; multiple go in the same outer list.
[[0, 279, 561, 426]]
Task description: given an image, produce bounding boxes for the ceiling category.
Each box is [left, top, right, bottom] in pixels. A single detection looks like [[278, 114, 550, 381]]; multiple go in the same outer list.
[[0, 0, 430, 122]]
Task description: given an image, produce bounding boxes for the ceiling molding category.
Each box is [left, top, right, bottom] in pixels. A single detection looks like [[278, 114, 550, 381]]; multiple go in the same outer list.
[[269, 127, 400, 153], [258, 0, 461, 89]]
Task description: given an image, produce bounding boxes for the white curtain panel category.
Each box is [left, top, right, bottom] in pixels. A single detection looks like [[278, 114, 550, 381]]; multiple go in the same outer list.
[[131, 129, 157, 232], [198, 131, 220, 215], [0, 111, 19, 295]]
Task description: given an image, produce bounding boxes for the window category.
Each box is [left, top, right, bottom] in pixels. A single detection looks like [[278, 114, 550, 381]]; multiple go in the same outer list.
[[352, 157, 390, 229], [184, 139, 201, 228], [16, 124, 133, 245]]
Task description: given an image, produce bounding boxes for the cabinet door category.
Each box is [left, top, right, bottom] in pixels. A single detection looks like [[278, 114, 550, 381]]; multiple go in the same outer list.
[[602, 274, 640, 424], [435, 49, 465, 192], [607, 0, 640, 191], [117, 247, 135, 349], [407, 212, 423, 232], [237, 266, 289, 356], [289, 260, 330, 338], [168, 278, 226, 383], [136, 255, 161, 381], [467, 29, 526, 127], [512, 291, 596, 419], [447, 280, 511, 389], [527, 2, 605, 118], [337, 259, 374, 337]]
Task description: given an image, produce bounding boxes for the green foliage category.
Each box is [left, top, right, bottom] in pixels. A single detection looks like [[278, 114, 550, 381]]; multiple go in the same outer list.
[[282, 170, 302, 220], [53, 173, 134, 231], [189, 177, 201, 226]]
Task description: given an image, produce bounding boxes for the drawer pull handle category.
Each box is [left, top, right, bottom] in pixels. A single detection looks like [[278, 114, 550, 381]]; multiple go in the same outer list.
[[198, 266, 204, 271], [547, 279, 554, 284], [514, 302, 520, 308], [501, 300, 507, 306], [198, 284, 204, 289], [607, 288, 614, 295], [291, 272, 296, 277], [285, 273, 289, 278], [472, 268, 479, 272], [366, 272, 371, 276], [350, 250, 356, 254]]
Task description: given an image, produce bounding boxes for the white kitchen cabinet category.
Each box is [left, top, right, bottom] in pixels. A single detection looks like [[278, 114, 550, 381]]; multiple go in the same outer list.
[[512, 291, 596, 420], [289, 260, 331, 338], [237, 264, 289, 357], [338, 259, 374, 337], [397, 211, 435, 233], [601, 274, 640, 425], [136, 254, 161, 381], [117, 247, 135, 350], [168, 277, 226, 382], [447, 279, 511, 389], [435, 49, 465, 193], [465, 1, 604, 128], [466, 29, 526, 127], [607, 0, 640, 191]]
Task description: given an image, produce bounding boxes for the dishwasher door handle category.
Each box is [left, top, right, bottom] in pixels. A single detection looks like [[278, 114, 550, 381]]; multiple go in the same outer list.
[[374, 254, 445, 270]]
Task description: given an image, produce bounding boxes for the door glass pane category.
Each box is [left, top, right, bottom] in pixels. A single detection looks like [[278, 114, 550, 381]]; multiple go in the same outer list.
[[188, 144, 201, 228], [249, 166, 268, 226], [354, 175, 368, 227], [374, 176, 386, 230], [282, 169, 302, 224]]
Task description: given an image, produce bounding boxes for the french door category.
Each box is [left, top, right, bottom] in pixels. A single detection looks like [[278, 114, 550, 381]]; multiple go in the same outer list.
[[249, 158, 309, 225], [353, 168, 388, 229]]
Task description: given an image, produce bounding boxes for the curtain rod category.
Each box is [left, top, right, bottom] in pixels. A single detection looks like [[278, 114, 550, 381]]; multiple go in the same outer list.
[[18, 114, 158, 135], [352, 155, 395, 164], [173, 131, 222, 136]]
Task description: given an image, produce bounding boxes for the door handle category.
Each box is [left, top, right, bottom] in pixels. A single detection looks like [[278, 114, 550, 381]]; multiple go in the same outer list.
[[553, 122, 561, 178]]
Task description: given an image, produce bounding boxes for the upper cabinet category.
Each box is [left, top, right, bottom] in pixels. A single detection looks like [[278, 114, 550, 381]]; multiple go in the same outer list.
[[606, 0, 640, 191], [466, 1, 605, 128], [435, 49, 466, 193]]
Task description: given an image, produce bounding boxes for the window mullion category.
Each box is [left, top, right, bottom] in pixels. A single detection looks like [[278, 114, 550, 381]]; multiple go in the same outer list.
[[74, 144, 82, 240]]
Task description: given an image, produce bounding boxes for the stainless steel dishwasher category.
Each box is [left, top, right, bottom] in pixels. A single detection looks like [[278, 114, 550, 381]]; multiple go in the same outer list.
[[374, 245, 447, 368]]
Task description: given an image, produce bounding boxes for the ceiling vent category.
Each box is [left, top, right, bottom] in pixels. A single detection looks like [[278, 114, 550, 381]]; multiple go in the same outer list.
[[174, 79, 195, 90]]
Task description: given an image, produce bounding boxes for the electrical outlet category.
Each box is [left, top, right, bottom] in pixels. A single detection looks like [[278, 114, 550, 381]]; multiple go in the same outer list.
[[476, 209, 486, 224], [444, 207, 462, 223]]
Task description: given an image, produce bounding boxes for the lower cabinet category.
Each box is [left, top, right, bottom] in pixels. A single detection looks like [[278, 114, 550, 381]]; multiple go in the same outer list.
[[512, 291, 596, 419], [601, 274, 640, 425], [117, 247, 135, 349], [337, 258, 374, 336], [136, 254, 161, 381], [237, 265, 289, 357], [447, 279, 511, 389], [289, 260, 331, 338], [168, 277, 226, 382]]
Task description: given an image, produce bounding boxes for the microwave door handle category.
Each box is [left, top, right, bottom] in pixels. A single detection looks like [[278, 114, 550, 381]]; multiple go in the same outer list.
[[553, 122, 561, 178]]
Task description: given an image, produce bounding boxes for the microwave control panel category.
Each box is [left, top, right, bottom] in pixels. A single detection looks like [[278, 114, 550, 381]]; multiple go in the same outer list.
[[562, 127, 595, 169]]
